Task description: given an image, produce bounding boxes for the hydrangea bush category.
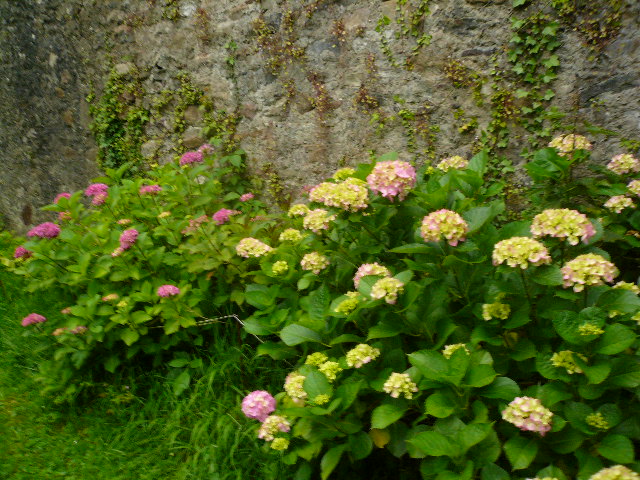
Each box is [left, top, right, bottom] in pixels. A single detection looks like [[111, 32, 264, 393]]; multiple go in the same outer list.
[[5, 144, 640, 479], [5, 146, 266, 398], [233, 151, 640, 479]]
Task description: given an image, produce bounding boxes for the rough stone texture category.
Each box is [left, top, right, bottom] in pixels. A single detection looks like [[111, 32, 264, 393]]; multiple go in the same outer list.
[[1, 0, 639, 231]]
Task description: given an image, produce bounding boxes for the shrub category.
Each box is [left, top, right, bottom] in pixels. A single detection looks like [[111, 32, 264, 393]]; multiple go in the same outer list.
[[235, 150, 640, 479], [5, 145, 265, 400]]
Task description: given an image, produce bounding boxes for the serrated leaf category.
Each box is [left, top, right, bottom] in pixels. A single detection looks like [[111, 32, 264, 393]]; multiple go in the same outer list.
[[407, 431, 457, 457], [172, 370, 191, 396], [597, 434, 635, 463], [389, 243, 434, 254], [348, 432, 372, 460], [369, 429, 391, 448], [609, 358, 640, 387], [309, 284, 330, 322], [367, 320, 402, 340], [504, 436, 538, 470], [530, 265, 563, 286], [168, 358, 189, 368], [595, 323, 636, 355], [464, 364, 497, 388], [481, 463, 510, 480], [280, 324, 322, 346], [256, 341, 298, 360], [425, 391, 455, 418], [121, 328, 140, 346], [320, 445, 346, 480], [371, 403, 408, 429], [304, 370, 332, 400], [480, 377, 520, 400], [408, 350, 448, 382]]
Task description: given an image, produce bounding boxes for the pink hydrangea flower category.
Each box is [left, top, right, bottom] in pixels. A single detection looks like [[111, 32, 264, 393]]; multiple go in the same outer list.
[[607, 153, 640, 175], [353, 263, 391, 289], [85, 183, 108, 197], [139, 185, 162, 195], [258, 415, 291, 441], [58, 211, 71, 221], [212, 208, 239, 225], [420, 209, 468, 246], [241, 390, 276, 422], [13, 246, 31, 259], [54, 192, 71, 203], [182, 215, 209, 234], [21, 313, 47, 327], [119, 229, 139, 250], [179, 151, 204, 166], [91, 193, 108, 206], [366, 161, 417, 201], [198, 143, 214, 155], [70, 326, 88, 335], [27, 222, 61, 239], [158, 285, 180, 297], [502, 396, 553, 436], [240, 192, 255, 202], [561, 254, 618, 292], [530, 209, 595, 245]]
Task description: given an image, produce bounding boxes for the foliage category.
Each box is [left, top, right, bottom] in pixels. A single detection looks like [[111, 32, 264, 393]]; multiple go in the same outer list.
[[88, 67, 149, 175], [4, 140, 640, 478], [230, 149, 640, 478], [4, 146, 260, 402], [0, 266, 292, 479]]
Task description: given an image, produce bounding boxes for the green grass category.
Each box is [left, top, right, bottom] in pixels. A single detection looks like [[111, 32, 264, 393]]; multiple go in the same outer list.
[[0, 266, 294, 480]]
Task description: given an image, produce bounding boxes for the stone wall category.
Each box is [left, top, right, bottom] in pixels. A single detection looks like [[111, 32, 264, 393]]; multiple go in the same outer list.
[[1, 0, 639, 231]]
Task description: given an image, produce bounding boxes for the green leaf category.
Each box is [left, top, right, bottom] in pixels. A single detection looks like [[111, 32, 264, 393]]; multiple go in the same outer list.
[[481, 464, 510, 480], [535, 465, 568, 480], [121, 328, 140, 346], [408, 350, 448, 383], [547, 427, 585, 454], [463, 202, 504, 234], [320, 445, 346, 480], [389, 243, 434, 254], [309, 284, 330, 322], [529, 265, 563, 286], [131, 310, 152, 324], [596, 289, 640, 314], [244, 284, 274, 309], [457, 423, 492, 453], [168, 358, 189, 368], [552, 311, 587, 345], [582, 361, 611, 385], [464, 365, 497, 388], [330, 334, 364, 345], [408, 431, 457, 457], [371, 403, 408, 429], [303, 370, 332, 399], [609, 358, 640, 387], [280, 324, 322, 346], [104, 356, 121, 373], [504, 436, 538, 470], [425, 391, 455, 418], [348, 432, 373, 461], [480, 377, 520, 400], [564, 402, 594, 434], [468, 150, 489, 175], [367, 320, 403, 340], [172, 370, 191, 396], [535, 383, 572, 407], [256, 342, 298, 360], [597, 434, 635, 464], [334, 380, 364, 410], [595, 323, 636, 355]]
